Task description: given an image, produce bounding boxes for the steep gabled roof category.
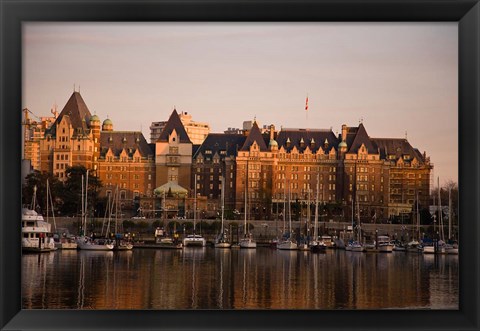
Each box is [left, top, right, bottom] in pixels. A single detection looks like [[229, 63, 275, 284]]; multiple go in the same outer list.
[[276, 128, 338, 153], [46, 92, 92, 137], [100, 131, 154, 158], [372, 138, 425, 162], [194, 133, 246, 158], [157, 109, 191, 144], [346, 123, 377, 154], [239, 121, 268, 151]]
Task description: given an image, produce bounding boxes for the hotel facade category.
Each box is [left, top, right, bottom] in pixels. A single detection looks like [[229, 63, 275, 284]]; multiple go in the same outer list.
[[29, 91, 433, 222]]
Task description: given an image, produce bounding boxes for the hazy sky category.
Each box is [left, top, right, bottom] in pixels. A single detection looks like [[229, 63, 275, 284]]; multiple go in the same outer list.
[[23, 23, 458, 185]]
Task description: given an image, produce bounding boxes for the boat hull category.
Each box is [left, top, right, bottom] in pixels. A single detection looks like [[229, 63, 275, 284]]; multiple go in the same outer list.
[[446, 247, 459, 254], [214, 242, 231, 248], [379, 244, 394, 253], [239, 239, 257, 248], [54, 242, 78, 250], [277, 241, 298, 250], [183, 238, 206, 247]]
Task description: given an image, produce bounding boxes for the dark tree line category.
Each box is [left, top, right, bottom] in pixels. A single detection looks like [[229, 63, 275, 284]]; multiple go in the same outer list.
[[22, 165, 102, 217]]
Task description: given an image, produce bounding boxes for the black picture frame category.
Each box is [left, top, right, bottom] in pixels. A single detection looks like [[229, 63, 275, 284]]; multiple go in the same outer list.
[[1, 0, 479, 330]]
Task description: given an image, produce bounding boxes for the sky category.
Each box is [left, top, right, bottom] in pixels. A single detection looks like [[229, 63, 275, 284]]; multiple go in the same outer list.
[[23, 22, 458, 185]]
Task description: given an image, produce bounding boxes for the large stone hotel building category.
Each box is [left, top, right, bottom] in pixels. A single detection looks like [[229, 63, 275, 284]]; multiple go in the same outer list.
[[25, 91, 433, 222]]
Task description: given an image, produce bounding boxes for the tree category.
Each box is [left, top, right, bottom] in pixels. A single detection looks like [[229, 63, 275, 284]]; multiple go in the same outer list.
[[61, 166, 102, 216], [22, 170, 63, 214]]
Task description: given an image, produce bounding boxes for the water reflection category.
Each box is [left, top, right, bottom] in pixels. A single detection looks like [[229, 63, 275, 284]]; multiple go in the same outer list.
[[22, 249, 458, 310]]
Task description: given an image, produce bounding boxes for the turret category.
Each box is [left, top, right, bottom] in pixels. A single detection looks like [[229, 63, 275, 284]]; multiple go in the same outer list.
[[102, 118, 113, 131]]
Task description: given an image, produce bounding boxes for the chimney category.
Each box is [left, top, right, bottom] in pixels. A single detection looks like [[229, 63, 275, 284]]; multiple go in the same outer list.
[[269, 124, 275, 141]]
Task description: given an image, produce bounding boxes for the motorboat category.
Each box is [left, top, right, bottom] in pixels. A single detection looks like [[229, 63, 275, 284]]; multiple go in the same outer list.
[[183, 234, 207, 247], [321, 235, 334, 248], [377, 235, 393, 253], [22, 208, 56, 253]]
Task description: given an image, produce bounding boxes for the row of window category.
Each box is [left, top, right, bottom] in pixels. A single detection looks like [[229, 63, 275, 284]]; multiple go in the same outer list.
[[106, 156, 142, 162], [55, 154, 69, 161]]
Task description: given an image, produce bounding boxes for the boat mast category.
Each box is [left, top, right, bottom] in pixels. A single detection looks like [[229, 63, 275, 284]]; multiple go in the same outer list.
[[46, 179, 49, 224], [31, 185, 37, 211], [356, 190, 361, 243], [221, 176, 225, 235], [416, 190, 420, 240], [85, 170, 89, 234], [162, 190, 166, 231], [448, 186, 452, 241], [115, 184, 119, 234], [283, 177, 286, 235], [306, 187, 310, 240], [314, 173, 319, 241], [438, 177, 444, 241], [244, 161, 248, 236], [288, 180, 292, 238], [47, 179, 57, 232], [194, 175, 197, 235], [81, 175, 84, 235]]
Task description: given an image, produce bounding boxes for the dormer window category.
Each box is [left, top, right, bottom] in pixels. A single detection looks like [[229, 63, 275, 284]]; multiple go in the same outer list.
[[286, 138, 291, 148], [300, 138, 305, 148]]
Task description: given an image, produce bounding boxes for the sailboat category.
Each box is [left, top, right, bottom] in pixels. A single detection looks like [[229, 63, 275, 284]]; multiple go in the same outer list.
[[445, 186, 459, 254], [22, 185, 56, 253], [153, 189, 183, 249], [48, 179, 77, 250], [277, 180, 298, 250], [112, 186, 133, 251], [183, 176, 206, 247], [76, 170, 114, 251], [239, 162, 256, 249], [405, 191, 422, 253], [215, 176, 231, 248], [424, 177, 446, 254], [309, 174, 326, 252], [346, 188, 365, 252]]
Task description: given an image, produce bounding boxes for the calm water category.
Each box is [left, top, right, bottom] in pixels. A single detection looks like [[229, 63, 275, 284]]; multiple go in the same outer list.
[[22, 248, 458, 309]]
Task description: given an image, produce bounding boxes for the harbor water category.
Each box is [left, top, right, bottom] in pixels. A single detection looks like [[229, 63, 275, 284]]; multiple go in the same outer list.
[[22, 248, 458, 309]]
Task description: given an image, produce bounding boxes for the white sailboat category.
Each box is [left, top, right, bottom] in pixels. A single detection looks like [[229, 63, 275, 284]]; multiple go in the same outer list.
[[278, 180, 297, 250], [445, 186, 459, 254], [183, 176, 206, 247], [215, 176, 231, 248], [239, 161, 256, 249], [76, 171, 114, 251], [48, 179, 76, 250], [112, 186, 133, 250], [309, 173, 326, 252], [347, 188, 365, 252], [406, 191, 422, 253]]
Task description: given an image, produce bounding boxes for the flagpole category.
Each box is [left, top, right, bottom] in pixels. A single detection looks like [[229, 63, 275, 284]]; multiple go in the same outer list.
[[305, 94, 309, 129]]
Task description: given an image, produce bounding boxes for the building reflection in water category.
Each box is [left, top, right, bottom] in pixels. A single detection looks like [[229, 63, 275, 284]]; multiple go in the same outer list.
[[22, 249, 458, 309]]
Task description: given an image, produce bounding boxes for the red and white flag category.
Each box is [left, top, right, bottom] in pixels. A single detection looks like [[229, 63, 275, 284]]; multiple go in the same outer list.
[[305, 95, 309, 111]]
